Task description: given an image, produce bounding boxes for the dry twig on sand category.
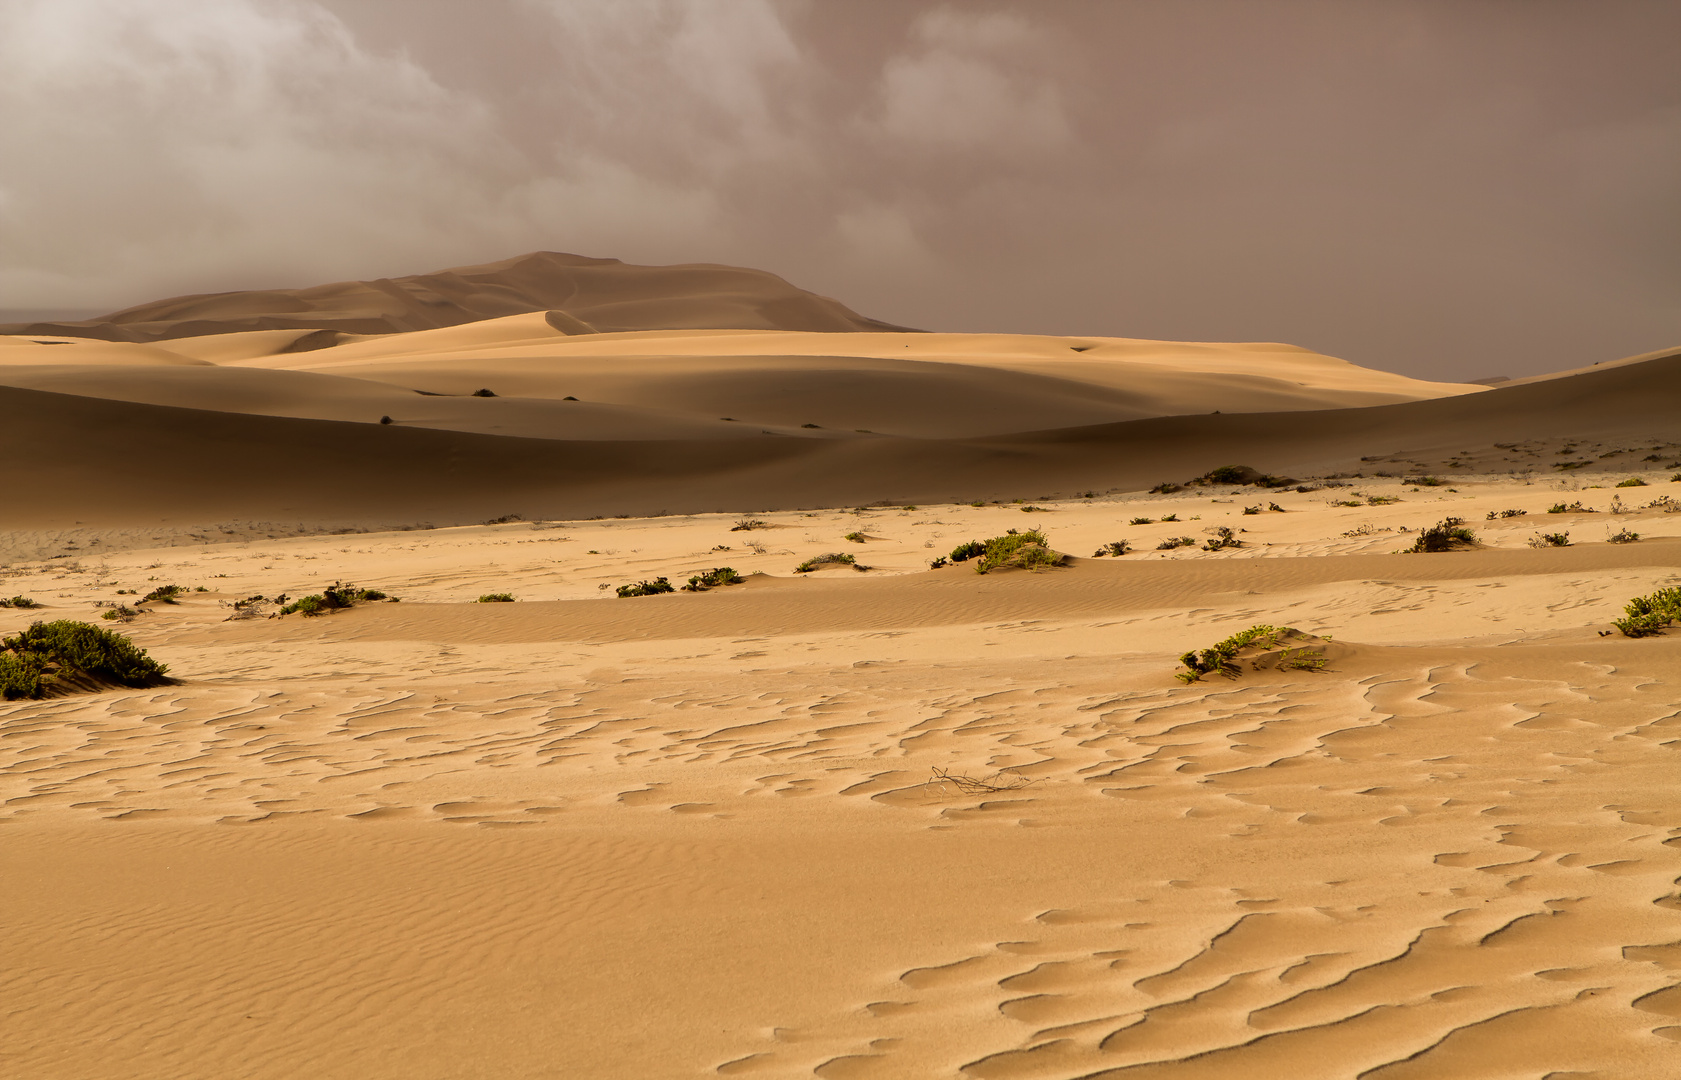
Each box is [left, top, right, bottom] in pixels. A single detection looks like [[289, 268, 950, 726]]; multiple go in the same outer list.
[[927, 766, 1037, 796]]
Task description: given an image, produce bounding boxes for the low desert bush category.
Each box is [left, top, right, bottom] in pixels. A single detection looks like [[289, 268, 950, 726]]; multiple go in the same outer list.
[[794, 553, 861, 573], [141, 584, 184, 604], [1160, 513, 1180, 522], [279, 581, 388, 616], [1092, 541, 1130, 557], [1130, 517, 1154, 525], [1404, 475, 1443, 487], [1176, 624, 1326, 684], [1202, 526, 1242, 551], [1196, 465, 1290, 488], [1365, 495, 1399, 506], [948, 540, 986, 563], [1547, 501, 1592, 514], [1529, 532, 1571, 548], [1406, 518, 1477, 553], [974, 529, 1063, 574], [731, 518, 769, 531], [1332, 499, 1363, 508], [0, 620, 170, 700], [1149, 482, 1182, 494], [0, 596, 40, 609], [683, 567, 741, 591], [617, 578, 676, 597], [1616, 478, 1648, 487], [1157, 536, 1197, 550], [928, 556, 948, 569], [1613, 587, 1681, 637], [1242, 505, 1261, 515], [1606, 528, 1641, 544], [101, 605, 138, 621], [844, 532, 867, 543], [1487, 508, 1528, 519], [477, 593, 515, 603]]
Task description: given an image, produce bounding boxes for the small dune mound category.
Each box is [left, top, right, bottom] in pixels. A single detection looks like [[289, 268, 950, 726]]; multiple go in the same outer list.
[[0, 620, 172, 700]]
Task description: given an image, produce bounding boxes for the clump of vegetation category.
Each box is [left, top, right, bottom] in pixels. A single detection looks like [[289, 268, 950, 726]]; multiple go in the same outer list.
[[1613, 587, 1681, 637], [683, 567, 741, 591], [477, 593, 516, 603], [617, 578, 676, 597], [1202, 526, 1242, 551], [101, 605, 138, 622], [141, 584, 184, 604], [1529, 532, 1571, 548], [928, 556, 948, 569], [1149, 482, 1182, 494], [948, 540, 986, 563], [1404, 475, 1443, 487], [1092, 541, 1130, 557], [1242, 505, 1261, 515], [1547, 501, 1593, 514], [1616, 478, 1648, 487], [1606, 528, 1641, 544], [1406, 518, 1477, 553], [794, 553, 862, 573], [1366, 495, 1399, 506], [1195, 465, 1291, 488], [1332, 498, 1363, 508], [731, 518, 769, 531], [1176, 625, 1327, 684], [1160, 513, 1180, 522], [1130, 516, 1154, 525], [0, 596, 41, 609], [1487, 508, 1528, 519], [844, 531, 867, 543], [1157, 536, 1197, 550], [0, 620, 171, 700], [974, 529, 1063, 574], [279, 581, 389, 616]]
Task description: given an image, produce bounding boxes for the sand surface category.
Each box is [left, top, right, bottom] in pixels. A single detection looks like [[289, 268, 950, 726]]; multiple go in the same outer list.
[[3, 477, 1680, 1079]]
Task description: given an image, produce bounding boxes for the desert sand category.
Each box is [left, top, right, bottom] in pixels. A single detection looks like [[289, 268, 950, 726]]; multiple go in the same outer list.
[[2, 254, 1679, 1079]]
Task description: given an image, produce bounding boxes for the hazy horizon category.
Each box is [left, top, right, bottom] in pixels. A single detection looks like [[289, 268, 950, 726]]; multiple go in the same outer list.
[[2, 0, 1676, 380]]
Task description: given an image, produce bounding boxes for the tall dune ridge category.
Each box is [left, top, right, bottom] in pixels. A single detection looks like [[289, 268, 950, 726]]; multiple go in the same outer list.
[[2, 253, 1679, 1080]]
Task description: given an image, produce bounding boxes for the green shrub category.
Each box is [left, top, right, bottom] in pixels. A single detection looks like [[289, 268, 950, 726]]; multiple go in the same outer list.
[[1407, 518, 1477, 553], [1149, 482, 1182, 494], [1547, 501, 1591, 514], [141, 584, 184, 604], [1613, 587, 1681, 637], [1606, 528, 1640, 544], [731, 518, 769, 531], [683, 567, 741, 592], [477, 593, 516, 603], [0, 620, 170, 699], [1366, 495, 1399, 506], [928, 556, 949, 569], [1160, 513, 1179, 522], [1487, 508, 1527, 519], [1157, 536, 1197, 550], [101, 605, 138, 621], [1, 596, 40, 609], [1203, 526, 1242, 551], [1332, 499, 1362, 507], [1404, 475, 1443, 487], [794, 553, 860, 573], [279, 581, 387, 616], [1242, 505, 1261, 515], [1177, 624, 1294, 683], [617, 577, 676, 597], [974, 529, 1063, 574], [1529, 532, 1571, 548], [1197, 465, 1289, 487], [844, 531, 867, 543], [1616, 478, 1648, 487], [1092, 541, 1130, 557], [1130, 517, 1154, 525], [948, 541, 985, 563]]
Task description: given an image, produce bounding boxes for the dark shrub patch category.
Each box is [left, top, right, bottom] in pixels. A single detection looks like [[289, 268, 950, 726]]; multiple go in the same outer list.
[[1613, 587, 1681, 637], [477, 593, 516, 603], [683, 567, 742, 592], [948, 540, 986, 563], [1407, 518, 1477, 553], [1, 620, 170, 699], [617, 578, 676, 597]]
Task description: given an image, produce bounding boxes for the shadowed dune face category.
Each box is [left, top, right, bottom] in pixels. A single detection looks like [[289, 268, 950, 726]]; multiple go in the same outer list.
[[0, 251, 920, 341]]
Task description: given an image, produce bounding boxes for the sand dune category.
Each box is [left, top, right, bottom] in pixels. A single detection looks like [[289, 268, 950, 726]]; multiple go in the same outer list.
[[0, 251, 919, 341]]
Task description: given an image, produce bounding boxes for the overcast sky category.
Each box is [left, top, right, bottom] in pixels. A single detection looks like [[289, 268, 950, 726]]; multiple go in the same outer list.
[[2, 0, 1675, 379]]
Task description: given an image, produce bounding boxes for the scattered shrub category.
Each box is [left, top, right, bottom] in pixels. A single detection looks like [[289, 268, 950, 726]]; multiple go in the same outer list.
[[1160, 513, 1180, 522], [1242, 505, 1261, 515], [279, 581, 387, 616], [731, 518, 769, 531], [1269, 503, 1286, 512], [844, 531, 867, 543], [0, 596, 41, 609], [1092, 541, 1130, 557], [794, 553, 860, 573], [617, 578, 676, 597], [1529, 532, 1571, 548], [683, 567, 741, 592], [101, 605, 138, 621], [948, 541, 986, 563], [1407, 518, 1477, 553], [1332, 499, 1363, 508], [1202, 526, 1242, 551], [928, 556, 949, 569], [1613, 587, 1681, 637], [1197, 465, 1291, 487], [1487, 508, 1528, 519], [141, 584, 184, 604], [1606, 528, 1640, 544], [0, 620, 170, 699], [472, 388, 497, 397], [1547, 501, 1592, 514], [1176, 625, 1325, 684], [1404, 475, 1443, 487], [1616, 478, 1648, 487], [974, 529, 1063, 574], [1149, 482, 1182, 494], [1130, 516, 1154, 525], [477, 593, 516, 603], [1365, 495, 1399, 506], [1157, 536, 1197, 550]]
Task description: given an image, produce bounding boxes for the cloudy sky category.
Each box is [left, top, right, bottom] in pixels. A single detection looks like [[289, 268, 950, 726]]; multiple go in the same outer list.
[[2, 0, 1676, 379]]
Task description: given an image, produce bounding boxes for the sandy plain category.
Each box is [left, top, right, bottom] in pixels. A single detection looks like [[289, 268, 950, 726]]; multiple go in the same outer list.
[[3, 255, 1680, 1078]]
